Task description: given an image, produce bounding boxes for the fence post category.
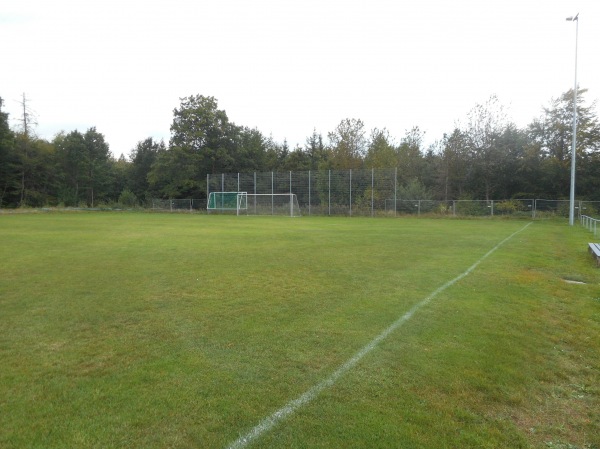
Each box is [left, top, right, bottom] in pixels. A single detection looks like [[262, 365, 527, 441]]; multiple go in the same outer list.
[[394, 167, 397, 217], [308, 170, 311, 216], [349, 169, 352, 217], [530, 200, 534, 219], [328, 170, 331, 216], [371, 168, 374, 217]]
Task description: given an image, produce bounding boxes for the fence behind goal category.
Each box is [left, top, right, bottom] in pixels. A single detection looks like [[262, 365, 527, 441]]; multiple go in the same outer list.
[[152, 169, 599, 219]]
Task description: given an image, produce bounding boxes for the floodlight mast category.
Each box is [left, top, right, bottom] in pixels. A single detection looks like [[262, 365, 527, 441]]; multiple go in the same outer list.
[[566, 13, 579, 226]]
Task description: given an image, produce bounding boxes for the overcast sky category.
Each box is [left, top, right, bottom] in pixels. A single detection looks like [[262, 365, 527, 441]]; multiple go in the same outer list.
[[2, 0, 599, 158]]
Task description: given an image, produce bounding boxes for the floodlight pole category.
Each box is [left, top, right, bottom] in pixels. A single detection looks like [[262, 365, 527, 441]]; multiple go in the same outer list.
[[567, 13, 579, 226]]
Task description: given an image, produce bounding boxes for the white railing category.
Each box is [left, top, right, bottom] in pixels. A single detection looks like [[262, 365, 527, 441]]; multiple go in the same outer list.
[[581, 215, 600, 238]]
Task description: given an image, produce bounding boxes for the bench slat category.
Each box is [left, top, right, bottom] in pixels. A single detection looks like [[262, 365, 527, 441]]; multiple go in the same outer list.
[[588, 243, 600, 266]]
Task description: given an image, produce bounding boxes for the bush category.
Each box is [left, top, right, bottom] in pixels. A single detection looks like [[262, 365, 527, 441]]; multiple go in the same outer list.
[[118, 189, 138, 208], [495, 200, 523, 215]]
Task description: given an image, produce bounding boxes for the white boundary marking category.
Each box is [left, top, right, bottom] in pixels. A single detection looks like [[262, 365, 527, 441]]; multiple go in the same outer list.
[[226, 222, 532, 449]]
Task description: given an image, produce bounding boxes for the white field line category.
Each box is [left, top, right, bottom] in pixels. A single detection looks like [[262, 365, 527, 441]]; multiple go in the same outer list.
[[226, 222, 532, 449]]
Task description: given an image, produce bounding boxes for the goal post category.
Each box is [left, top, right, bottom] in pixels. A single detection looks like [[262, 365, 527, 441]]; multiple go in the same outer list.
[[207, 192, 301, 217]]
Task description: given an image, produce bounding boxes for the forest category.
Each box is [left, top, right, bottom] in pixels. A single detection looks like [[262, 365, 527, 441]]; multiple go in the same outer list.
[[1, 89, 599, 209]]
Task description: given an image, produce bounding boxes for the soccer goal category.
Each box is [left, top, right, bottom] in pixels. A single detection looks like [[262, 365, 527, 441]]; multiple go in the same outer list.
[[207, 192, 301, 216], [207, 192, 248, 215]]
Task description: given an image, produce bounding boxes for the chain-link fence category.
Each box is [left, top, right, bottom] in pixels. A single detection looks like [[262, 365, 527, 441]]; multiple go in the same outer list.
[[150, 169, 599, 219], [204, 169, 537, 217], [534, 199, 600, 219], [151, 199, 205, 212]]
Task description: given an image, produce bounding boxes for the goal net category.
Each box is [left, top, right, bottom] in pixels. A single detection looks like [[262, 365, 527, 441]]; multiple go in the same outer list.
[[207, 192, 301, 216], [207, 192, 247, 215]]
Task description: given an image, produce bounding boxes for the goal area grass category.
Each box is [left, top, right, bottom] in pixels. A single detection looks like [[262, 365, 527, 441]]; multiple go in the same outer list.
[[0, 213, 598, 448]]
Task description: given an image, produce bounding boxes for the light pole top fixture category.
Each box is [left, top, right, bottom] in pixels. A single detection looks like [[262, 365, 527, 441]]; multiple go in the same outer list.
[[566, 13, 579, 21]]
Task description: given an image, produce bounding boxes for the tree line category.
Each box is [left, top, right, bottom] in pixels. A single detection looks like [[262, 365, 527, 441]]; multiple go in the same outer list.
[[1, 90, 599, 209]]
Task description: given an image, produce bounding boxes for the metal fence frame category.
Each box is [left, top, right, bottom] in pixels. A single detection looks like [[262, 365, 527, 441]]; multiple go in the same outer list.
[[151, 169, 599, 220]]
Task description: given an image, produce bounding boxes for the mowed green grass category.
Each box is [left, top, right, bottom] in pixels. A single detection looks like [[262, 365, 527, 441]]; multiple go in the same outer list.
[[0, 212, 598, 449]]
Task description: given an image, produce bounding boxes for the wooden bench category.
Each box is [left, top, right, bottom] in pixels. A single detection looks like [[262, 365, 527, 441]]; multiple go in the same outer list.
[[589, 243, 600, 266]]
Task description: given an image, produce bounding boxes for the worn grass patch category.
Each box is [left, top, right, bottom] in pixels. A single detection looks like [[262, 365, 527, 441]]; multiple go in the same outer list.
[[0, 213, 598, 448]]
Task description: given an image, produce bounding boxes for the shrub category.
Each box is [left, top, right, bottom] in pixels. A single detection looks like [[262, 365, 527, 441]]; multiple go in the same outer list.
[[118, 188, 138, 208]]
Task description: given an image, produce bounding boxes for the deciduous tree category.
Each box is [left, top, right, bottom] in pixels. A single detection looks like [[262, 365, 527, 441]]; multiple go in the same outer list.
[[396, 126, 426, 186], [327, 118, 366, 169], [170, 95, 237, 174], [365, 128, 396, 169], [129, 137, 165, 200], [464, 95, 508, 201]]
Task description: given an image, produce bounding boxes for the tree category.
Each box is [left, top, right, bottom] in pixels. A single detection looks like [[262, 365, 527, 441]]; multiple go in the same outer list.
[[16, 137, 59, 207], [396, 127, 426, 186], [579, 150, 600, 201], [0, 97, 18, 207], [170, 95, 238, 175], [147, 145, 200, 198], [528, 88, 600, 198], [464, 95, 508, 200], [83, 127, 112, 206], [434, 129, 470, 200], [15, 93, 38, 206], [281, 145, 311, 171], [262, 134, 280, 171], [327, 118, 366, 169], [492, 124, 528, 199], [305, 129, 327, 170], [397, 179, 432, 201], [529, 88, 600, 159], [54, 130, 87, 206], [110, 154, 132, 204], [236, 127, 268, 172], [128, 138, 165, 201], [365, 128, 396, 169]]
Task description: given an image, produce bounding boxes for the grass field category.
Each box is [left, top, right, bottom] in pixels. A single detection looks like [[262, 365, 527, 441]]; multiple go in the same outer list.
[[0, 212, 599, 449]]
